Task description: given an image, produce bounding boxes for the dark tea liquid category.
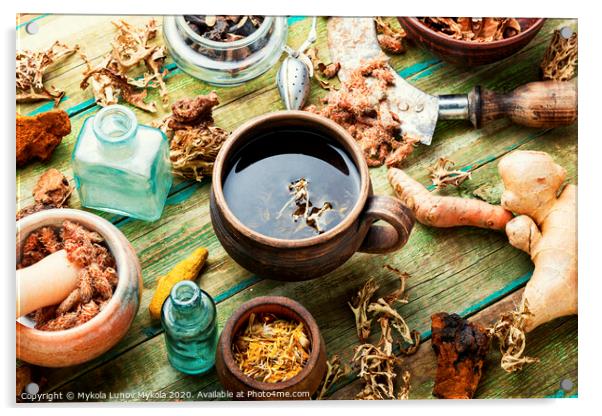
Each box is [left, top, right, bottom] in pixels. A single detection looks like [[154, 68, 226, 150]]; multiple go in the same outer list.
[[223, 129, 361, 240]]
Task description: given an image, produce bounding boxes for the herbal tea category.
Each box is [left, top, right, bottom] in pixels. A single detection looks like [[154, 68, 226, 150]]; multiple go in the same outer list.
[[222, 129, 361, 239]]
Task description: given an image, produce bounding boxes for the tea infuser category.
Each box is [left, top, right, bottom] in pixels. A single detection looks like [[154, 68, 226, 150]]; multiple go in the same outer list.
[[276, 17, 318, 110]]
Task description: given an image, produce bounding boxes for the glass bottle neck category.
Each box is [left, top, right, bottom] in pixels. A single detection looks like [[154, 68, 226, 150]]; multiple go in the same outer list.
[[170, 281, 204, 322], [93, 105, 138, 157]]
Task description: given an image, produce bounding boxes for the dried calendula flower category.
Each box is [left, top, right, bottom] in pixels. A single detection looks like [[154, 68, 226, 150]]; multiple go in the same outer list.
[[541, 27, 578, 81], [16, 41, 80, 106], [374, 17, 407, 54], [81, 19, 168, 112], [232, 313, 311, 383], [153, 92, 229, 182], [429, 157, 472, 189]]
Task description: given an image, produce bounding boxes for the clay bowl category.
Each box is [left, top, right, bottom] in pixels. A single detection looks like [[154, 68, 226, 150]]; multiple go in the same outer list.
[[215, 296, 327, 400], [210, 111, 415, 281], [398, 17, 545, 67], [16, 209, 142, 367]]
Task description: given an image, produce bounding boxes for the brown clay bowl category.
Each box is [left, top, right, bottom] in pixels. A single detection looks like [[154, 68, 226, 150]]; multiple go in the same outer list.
[[398, 17, 545, 67], [210, 111, 415, 281], [215, 296, 327, 400], [16, 209, 142, 367]]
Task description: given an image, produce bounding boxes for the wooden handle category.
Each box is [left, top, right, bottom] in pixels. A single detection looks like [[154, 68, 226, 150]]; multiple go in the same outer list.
[[358, 195, 415, 254], [469, 81, 577, 128]]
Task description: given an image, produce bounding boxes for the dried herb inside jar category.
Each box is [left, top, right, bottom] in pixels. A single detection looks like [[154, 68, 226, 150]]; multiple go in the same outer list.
[[232, 313, 311, 383], [184, 15, 265, 42]]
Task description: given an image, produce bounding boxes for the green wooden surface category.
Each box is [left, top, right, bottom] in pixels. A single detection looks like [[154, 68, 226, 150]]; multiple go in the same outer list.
[[16, 15, 578, 401]]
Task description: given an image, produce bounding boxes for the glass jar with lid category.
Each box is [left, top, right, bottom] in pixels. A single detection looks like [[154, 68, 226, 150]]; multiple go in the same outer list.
[[163, 16, 288, 86]]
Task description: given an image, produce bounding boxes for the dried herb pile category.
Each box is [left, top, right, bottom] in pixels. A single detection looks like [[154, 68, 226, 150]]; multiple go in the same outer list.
[[19, 221, 117, 331], [153, 92, 229, 182], [348, 266, 420, 400], [232, 313, 311, 383], [184, 16, 265, 42], [419, 18, 522, 42], [81, 19, 168, 112], [16, 41, 80, 106], [307, 59, 418, 168], [16, 169, 72, 221]]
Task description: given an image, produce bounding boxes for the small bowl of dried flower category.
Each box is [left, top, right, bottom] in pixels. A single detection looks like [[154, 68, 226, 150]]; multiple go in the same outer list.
[[215, 296, 327, 400], [398, 17, 545, 67], [16, 209, 142, 367]]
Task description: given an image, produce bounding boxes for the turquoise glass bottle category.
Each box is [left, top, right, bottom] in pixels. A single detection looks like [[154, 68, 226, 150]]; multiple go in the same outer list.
[[161, 281, 218, 375], [72, 104, 172, 221]]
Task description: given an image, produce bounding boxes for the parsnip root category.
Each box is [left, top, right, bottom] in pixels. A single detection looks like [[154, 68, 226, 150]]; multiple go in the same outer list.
[[387, 168, 513, 230]]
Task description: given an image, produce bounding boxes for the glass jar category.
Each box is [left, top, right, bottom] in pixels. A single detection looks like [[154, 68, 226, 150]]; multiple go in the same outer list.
[[161, 281, 218, 375], [163, 16, 288, 86], [72, 105, 172, 222]]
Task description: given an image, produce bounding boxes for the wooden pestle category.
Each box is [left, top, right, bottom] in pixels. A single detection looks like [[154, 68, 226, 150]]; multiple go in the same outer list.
[[16, 249, 80, 318]]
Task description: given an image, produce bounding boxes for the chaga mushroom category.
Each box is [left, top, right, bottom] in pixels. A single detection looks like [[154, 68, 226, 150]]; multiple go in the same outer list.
[[16, 110, 71, 167], [431, 313, 491, 399]]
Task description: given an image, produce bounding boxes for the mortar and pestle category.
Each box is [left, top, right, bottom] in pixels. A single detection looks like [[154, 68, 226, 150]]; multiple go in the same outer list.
[[16, 209, 142, 367]]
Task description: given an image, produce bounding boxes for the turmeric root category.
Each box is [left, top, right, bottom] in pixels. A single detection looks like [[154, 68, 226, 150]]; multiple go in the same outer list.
[[491, 150, 577, 372], [387, 168, 513, 230]]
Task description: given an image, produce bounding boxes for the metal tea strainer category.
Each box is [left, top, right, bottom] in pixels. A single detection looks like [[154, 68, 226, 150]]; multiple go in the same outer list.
[[276, 17, 318, 110]]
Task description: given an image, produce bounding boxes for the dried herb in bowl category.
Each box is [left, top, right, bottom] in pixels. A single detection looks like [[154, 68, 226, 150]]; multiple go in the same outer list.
[[184, 16, 265, 42], [419, 17, 522, 42], [232, 313, 311, 383]]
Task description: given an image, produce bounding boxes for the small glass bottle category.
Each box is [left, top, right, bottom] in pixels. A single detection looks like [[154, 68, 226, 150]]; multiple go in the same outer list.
[[161, 281, 218, 375], [72, 104, 172, 221]]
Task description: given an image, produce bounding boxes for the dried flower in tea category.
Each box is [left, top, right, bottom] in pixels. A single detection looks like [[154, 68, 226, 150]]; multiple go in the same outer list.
[[232, 313, 311, 383], [278, 178, 334, 234], [419, 17, 522, 42], [16, 41, 80, 106], [80, 19, 169, 112], [153, 92, 229, 182]]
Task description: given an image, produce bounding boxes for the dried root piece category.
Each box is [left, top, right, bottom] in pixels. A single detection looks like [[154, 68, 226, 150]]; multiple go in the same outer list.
[[16, 110, 71, 167], [540, 27, 578, 81], [349, 278, 379, 342], [314, 354, 350, 400], [419, 17, 522, 42], [16, 365, 32, 397], [16, 41, 79, 106], [431, 313, 491, 399], [81, 19, 169, 112], [374, 17, 407, 54], [388, 167, 513, 230], [488, 303, 539, 373], [153, 92, 229, 182], [17, 168, 73, 221], [306, 48, 341, 91], [353, 318, 405, 400], [429, 157, 472, 189], [307, 59, 417, 167]]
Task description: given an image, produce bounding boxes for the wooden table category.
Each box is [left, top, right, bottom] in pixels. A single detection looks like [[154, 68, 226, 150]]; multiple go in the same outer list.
[[16, 15, 578, 401]]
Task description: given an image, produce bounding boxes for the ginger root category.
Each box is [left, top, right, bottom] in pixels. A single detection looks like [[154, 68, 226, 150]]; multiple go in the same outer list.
[[488, 150, 577, 372], [387, 167, 513, 230], [500, 150, 577, 332]]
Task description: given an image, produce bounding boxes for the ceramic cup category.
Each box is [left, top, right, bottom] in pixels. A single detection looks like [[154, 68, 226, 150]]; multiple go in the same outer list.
[[210, 111, 415, 281]]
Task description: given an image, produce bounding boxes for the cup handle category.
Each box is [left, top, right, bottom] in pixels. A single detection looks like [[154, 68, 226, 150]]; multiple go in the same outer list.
[[358, 195, 415, 254]]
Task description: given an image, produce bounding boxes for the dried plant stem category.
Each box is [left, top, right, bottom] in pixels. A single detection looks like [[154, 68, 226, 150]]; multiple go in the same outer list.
[[314, 354, 350, 400], [488, 302, 540, 373], [429, 157, 472, 189]]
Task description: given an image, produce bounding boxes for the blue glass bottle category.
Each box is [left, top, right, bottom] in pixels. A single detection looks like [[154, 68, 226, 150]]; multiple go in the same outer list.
[[72, 104, 172, 221], [161, 281, 218, 375]]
